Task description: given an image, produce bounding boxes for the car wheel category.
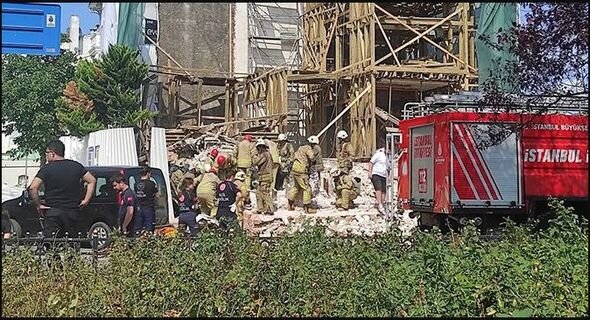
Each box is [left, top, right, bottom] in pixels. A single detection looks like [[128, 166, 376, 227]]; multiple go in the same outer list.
[[88, 222, 112, 250], [9, 219, 22, 238]]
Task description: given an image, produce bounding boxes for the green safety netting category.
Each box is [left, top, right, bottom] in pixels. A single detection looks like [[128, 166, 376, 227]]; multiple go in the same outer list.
[[475, 3, 518, 92], [117, 3, 145, 49]]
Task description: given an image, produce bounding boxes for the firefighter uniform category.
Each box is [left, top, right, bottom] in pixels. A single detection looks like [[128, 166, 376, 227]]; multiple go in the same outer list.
[[195, 171, 221, 216], [288, 144, 317, 213], [236, 138, 256, 189], [234, 180, 248, 218], [311, 144, 324, 196], [265, 138, 280, 201], [337, 140, 354, 174], [170, 170, 185, 196], [277, 140, 295, 190], [253, 144, 274, 214], [335, 173, 359, 210], [170, 163, 185, 196], [214, 152, 235, 180]]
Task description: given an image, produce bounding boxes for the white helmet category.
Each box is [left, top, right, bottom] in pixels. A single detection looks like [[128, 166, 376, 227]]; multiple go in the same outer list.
[[235, 171, 246, 181], [337, 130, 348, 139], [307, 135, 319, 144], [330, 167, 340, 176], [255, 138, 267, 147], [278, 133, 287, 141]]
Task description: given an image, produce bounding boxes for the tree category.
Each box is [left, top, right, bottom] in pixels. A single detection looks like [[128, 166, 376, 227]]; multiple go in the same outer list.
[[57, 44, 154, 137], [1, 52, 78, 162], [61, 33, 71, 43], [481, 3, 589, 111], [89, 2, 103, 17]]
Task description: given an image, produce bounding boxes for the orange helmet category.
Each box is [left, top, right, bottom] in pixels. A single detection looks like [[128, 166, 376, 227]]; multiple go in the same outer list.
[[210, 148, 219, 158], [216, 155, 226, 167], [244, 134, 253, 142]]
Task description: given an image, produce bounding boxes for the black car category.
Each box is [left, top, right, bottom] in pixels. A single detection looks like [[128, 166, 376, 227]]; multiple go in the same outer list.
[[1, 166, 171, 249]]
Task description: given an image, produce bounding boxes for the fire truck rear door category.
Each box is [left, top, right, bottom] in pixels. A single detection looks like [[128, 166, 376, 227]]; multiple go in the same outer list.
[[450, 122, 522, 207]]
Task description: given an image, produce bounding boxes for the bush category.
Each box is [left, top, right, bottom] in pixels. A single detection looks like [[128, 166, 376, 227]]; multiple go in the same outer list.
[[2, 199, 588, 317]]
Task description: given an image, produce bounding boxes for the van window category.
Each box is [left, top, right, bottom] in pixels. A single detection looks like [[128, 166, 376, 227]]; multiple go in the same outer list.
[[150, 171, 169, 226], [95, 177, 114, 199], [128, 176, 136, 191]]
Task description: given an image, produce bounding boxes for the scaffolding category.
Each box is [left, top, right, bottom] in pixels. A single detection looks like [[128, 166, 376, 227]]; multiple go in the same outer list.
[[300, 2, 478, 158], [154, 3, 479, 159]]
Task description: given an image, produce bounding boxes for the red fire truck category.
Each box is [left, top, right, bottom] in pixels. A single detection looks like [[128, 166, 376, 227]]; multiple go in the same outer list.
[[392, 100, 588, 229]]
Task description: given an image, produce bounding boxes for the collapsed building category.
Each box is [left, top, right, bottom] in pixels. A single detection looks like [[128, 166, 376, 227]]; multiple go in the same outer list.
[[135, 3, 517, 235]]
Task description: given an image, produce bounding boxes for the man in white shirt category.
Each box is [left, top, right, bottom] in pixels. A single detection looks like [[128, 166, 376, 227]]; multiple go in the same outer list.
[[368, 147, 387, 213]]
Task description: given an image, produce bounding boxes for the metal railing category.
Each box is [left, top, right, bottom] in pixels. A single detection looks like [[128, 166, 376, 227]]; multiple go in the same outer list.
[[402, 92, 589, 119]]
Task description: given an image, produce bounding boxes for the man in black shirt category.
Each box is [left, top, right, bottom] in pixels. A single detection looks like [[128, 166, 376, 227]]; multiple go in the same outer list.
[[111, 174, 139, 237], [29, 140, 97, 238], [134, 166, 159, 232], [216, 172, 242, 229]]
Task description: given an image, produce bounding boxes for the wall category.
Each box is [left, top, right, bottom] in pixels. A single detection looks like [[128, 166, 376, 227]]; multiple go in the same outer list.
[[157, 3, 231, 125], [1, 133, 40, 187]]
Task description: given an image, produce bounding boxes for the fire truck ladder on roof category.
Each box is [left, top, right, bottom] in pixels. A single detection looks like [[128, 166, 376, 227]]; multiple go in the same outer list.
[[402, 92, 589, 119]]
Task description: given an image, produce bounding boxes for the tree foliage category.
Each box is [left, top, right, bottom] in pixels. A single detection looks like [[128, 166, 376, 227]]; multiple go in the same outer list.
[[1, 52, 77, 160], [58, 44, 155, 137], [88, 2, 103, 16], [55, 82, 104, 137], [481, 3, 589, 110]]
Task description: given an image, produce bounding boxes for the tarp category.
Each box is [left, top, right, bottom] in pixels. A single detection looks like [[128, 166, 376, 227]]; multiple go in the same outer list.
[[99, 3, 119, 54], [475, 3, 518, 92], [117, 3, 145, 50]]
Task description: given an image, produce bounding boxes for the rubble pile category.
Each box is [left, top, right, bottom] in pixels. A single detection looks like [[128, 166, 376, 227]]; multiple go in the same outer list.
[[168, 133, 238, 173], [243, 159, 417, 239], [243, 209, 416, 239], [164, 133, 417, 239]]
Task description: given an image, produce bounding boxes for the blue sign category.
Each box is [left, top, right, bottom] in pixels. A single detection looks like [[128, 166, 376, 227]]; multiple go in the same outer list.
[[1, 2, 61, 56]]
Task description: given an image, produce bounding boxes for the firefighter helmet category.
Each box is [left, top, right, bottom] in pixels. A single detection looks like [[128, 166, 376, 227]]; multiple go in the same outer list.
[[235, 171, 246, 181], [307, 135, 319, 144], [210, 148, 219, 158], [255, 139, 267, 147], [278, 133, 287, 141], [337, 130, 348, 139], [216, 155, 226, 167]]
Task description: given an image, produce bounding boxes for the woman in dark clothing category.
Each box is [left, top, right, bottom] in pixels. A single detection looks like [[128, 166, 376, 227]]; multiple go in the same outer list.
[[177, 177, 199, 236], [216, 172, 242, 230]]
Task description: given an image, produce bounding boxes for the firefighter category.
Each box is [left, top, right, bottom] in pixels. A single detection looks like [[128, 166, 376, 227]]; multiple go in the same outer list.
[[233, 171, 249, 221], [195, 166, 221, 217], [208, 148, 219, 169], [335, 171, 360, 210], [236, 134, 256, 190], [169, 160, 186, 196], [336, 130, 354, 174], [330, 167, 342, 199], [311, 140, 324, 197], [264, 135, 280, 202], [288, 135, 319, 214], [252, 139, 274, 215], [214, 153, 228, 180], [276, 133, 295, 191]]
